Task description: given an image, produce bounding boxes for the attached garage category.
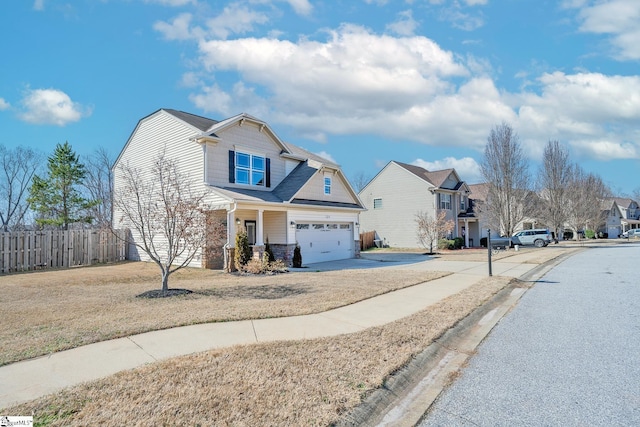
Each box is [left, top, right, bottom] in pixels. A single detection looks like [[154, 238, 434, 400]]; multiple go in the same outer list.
[[295, 222, 354, 264]]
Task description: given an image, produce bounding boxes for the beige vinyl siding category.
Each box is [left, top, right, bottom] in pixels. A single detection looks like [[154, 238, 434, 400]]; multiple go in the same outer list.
[[113, 110, 225, 267], [359, 162, 435, 248], [263, 211, 287, 244], [295, 172, 356, 204], [205, 121, 287, 189]]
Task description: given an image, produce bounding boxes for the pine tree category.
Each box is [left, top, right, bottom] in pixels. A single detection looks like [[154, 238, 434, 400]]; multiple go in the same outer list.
[[27, 141, 96, 229]]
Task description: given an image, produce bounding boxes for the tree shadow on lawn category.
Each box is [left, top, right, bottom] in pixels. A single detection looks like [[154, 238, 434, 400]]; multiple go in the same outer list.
[[196, 284, 310, 300]]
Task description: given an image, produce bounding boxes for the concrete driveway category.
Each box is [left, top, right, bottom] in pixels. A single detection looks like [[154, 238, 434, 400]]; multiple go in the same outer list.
[[291, 252, 431, 271]]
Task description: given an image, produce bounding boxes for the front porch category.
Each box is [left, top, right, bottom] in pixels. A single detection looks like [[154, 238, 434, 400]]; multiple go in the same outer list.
[[207, 205, 361, 271]]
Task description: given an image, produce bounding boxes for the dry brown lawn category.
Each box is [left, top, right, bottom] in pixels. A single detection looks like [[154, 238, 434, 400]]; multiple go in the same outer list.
[[7, 275, 517, 426], [0, 262, 449, 366]]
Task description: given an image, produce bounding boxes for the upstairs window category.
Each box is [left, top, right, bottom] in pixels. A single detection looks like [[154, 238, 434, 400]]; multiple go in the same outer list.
[[460, 197, 466, 211], [324, 177, 331, 195], [440, 193, 451, 210], [235, 151, 265, 186]]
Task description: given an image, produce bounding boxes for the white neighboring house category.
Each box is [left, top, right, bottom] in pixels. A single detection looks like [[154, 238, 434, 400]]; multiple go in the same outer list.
[[358, 161, 477, 248], [113, 109, 364, 269], [602, 198, 640, 238]]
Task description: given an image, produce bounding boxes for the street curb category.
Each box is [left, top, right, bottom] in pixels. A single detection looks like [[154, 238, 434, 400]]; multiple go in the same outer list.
[[337, 250, 580, 427]]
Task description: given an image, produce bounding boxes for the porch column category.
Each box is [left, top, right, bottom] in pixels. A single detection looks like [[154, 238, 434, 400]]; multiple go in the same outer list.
[[228, 211, 237, 247], [256, 209, 264, 245], [464, 218, 469, 247]]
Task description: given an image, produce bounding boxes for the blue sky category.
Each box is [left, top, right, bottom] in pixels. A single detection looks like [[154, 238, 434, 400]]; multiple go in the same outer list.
[[1, 0, 639, 195]]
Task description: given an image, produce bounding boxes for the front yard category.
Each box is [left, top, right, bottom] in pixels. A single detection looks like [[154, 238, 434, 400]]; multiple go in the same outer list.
[[0, 262, 448, 366], [1, 246, 577, 425]]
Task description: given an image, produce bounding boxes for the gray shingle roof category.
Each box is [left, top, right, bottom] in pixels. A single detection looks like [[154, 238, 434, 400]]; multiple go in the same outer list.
[[272, 162, 318, 201], [163, 109, 218, 132], [394, 161, 457, 188]]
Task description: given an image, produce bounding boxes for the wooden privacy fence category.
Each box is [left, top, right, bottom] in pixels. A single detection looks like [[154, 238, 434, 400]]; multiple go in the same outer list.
[[360, 230, 376, 251], [0, 229, 129, 273]]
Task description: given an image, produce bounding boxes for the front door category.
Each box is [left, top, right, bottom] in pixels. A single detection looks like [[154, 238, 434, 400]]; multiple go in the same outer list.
[[245, 221, 256, 245]]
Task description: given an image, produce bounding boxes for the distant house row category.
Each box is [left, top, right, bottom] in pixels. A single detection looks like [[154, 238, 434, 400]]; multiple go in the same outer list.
[[113, 110, 638, 269]]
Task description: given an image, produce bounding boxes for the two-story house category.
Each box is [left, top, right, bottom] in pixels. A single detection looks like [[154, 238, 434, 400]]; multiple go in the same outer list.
[[603, 198, 640, 238], [358, 161, 476, 248], [113, 109, 364, 269]]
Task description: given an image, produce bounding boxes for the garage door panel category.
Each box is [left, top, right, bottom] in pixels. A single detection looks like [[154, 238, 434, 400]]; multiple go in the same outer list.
[[295, 223, 353, 264]]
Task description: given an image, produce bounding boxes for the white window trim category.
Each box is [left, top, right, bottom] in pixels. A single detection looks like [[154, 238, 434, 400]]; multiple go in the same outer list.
[[324, 176, 332, 195], [235, 150, 265, 187]]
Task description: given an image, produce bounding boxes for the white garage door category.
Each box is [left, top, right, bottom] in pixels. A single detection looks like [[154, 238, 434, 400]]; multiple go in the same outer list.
[[295, 223, 354, 264]]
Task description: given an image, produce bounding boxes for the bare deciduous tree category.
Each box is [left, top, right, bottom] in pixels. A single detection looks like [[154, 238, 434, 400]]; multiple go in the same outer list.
[[84, 147, 114, 229], [0, 145, 41, 231], [564, 165, 610, 239], [351, 171, 372, 193], [114, 152, 225, 294], [415, 210, 454, 254], [479, 123, 533, 237], [536, 140, 572, 241]]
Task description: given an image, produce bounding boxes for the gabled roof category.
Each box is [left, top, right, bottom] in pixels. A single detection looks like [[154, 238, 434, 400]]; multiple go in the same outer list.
[[164, 109, 218, 131], [468, 183, 489, 202], [608, 197, 637, 209], [393, 161, 459, 189], [272, 162, 318, 202]]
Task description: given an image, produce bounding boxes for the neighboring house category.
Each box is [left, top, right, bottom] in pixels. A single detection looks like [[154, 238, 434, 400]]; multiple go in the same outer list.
[[602, 198, 640, 238], [113, 109, 364, 269], [467, 183, 545, 240], [358, 161, 476, 248]]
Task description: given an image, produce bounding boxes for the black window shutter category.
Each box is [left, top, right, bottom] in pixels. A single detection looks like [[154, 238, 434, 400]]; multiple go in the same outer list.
[[266, 158, 271, 188], [228, 150, 235, 183]]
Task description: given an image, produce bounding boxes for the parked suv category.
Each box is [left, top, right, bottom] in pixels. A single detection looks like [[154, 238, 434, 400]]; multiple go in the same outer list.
[[511, 229, 552, 248], [623, 229, 640, 238]]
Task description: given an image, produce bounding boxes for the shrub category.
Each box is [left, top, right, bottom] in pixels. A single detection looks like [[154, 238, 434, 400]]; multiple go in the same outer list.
[[242, 253, 289, 274], [234, 230, 252, 271], [584, 229, 595, 239], [292, 244, 302, 268], [480, 237, 487, 247], [265, 237, 275, 262], [453, 237, 464, 249], [437, 238, 449, 250]]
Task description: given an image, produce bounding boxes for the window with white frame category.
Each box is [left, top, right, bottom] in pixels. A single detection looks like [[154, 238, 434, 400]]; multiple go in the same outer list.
[[324, 177, 331, 195], [460, 196, 466, 211], [373, 198, 383, 209], [440, 193, 451, 210], [235, 151, 265, 186]]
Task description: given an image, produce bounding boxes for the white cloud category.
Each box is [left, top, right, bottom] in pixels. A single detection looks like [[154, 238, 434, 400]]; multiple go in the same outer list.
[[515, 71, 640, 160], [412, 157, 483, 183], [314, 150, 337, 164], [33, 0, 45, 11], [154, 13, 203, 41], [0, 98, 10, 110], [179, 20, 640, 164], [574, 0, 640, 60], [19, 88, 90, 126], [192, 25, 511, 147], [386, 10, 419, 36], [154, 5, 268, 41], [284, 0, 313, 16], [569, 139, 637, 161], [205, 4, 269, 39]]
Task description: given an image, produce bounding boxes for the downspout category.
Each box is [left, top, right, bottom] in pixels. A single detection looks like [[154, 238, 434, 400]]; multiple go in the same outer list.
[[224, 202, 237, 272]]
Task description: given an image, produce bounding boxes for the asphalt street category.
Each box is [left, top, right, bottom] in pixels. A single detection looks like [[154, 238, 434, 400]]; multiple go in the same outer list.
[[420, 243, 640, 426]]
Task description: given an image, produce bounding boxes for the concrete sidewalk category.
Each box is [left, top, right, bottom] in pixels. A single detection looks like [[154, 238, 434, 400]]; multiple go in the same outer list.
[[0, 250, 545, 409]]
